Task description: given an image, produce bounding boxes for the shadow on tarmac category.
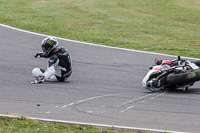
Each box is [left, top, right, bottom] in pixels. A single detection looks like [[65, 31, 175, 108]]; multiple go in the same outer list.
[[167, 88, 200, 95]]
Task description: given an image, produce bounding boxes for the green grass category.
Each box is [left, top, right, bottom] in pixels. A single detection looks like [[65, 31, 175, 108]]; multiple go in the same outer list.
[[0, 0, 200, 57], [0, 116, 155, 133]]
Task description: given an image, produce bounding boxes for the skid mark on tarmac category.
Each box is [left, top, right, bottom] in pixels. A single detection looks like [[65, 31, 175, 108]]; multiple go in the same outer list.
[[42, 93, 127, 114], [120, 90, 167, 113], [42, 91, 167, 114], [117, 93, 154, 107]]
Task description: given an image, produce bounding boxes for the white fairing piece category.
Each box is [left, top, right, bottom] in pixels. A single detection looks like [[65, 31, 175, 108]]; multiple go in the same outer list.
[[188, 62, 199, 69], [142, 70, 162, 92], [142, 70, 157, 89]]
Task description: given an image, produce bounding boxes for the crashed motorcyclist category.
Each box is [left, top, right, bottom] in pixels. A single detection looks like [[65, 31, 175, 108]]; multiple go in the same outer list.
[[31, 37, 72, 84]]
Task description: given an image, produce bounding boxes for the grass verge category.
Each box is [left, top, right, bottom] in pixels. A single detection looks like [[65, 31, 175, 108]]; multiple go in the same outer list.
[[0, 116, 162, 133]]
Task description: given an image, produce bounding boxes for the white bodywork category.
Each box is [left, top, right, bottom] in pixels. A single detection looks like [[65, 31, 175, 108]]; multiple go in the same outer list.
[[142, 70, 157, 89]]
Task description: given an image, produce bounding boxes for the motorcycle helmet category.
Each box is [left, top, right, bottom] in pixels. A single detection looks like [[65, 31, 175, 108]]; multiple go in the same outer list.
[[41, 37, 58, 57]]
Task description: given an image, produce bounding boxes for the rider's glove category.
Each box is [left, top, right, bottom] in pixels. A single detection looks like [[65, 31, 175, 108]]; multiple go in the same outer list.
[[31, 76, 45, 84], [34, 52, 45, 58]]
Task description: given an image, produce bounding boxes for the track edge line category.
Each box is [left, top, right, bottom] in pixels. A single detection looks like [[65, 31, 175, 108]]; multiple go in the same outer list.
[[0, 114, 188, 133], [0, 23, 199, 61]]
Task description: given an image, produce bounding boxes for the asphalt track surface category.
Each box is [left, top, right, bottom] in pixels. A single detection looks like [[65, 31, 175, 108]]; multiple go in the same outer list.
[[1, 24, 200, 133]]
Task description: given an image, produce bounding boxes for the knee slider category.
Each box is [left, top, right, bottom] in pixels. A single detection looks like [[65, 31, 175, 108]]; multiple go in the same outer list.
[[32, 68, 44, 78]]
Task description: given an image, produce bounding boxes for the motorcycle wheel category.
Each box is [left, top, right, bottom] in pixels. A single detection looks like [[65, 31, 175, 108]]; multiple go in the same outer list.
[[192, 60, 200, 67], [166, 69, 200, 86], [148, 87, 161, 92]]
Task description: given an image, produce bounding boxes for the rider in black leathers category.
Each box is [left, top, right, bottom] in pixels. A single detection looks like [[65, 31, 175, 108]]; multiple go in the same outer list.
[[31, 37, 72, 84]]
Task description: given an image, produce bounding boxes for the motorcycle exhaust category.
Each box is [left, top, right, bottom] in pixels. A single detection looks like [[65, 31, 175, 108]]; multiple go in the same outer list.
[[146, 81, 153, 88]]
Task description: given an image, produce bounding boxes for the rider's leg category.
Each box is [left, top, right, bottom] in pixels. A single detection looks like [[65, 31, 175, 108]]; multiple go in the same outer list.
[[32, 67, 58, 82], [43, 66, 58, 82], [32, 68, 45, 78]]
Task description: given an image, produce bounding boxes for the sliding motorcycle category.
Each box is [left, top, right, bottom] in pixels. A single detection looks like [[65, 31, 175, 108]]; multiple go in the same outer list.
[[142, 56, 200, 92]]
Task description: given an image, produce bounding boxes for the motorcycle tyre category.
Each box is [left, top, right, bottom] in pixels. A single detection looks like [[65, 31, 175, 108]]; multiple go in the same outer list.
[[148, 87, 161, 93], [166, 69, 200, 86]]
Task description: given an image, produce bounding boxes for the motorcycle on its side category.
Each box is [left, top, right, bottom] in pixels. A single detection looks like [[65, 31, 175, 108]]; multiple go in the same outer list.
[[142, 56, 200, 92]]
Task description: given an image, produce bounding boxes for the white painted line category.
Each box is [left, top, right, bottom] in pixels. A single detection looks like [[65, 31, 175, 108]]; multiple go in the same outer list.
[[86, 111, 93, 113], [0, 114, 188, 133], [150, 97, 155, 100], [121, 106, 135, 113], [45, 111, 50, 114], [156, 91, 167, 97], [120, 93, 154, 107], [0, 23, 47, 37], [121, 91, 167, 113], [61, 102, 75, 108], [0, 23, 199, 61], [61, 93, 121, 108]]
